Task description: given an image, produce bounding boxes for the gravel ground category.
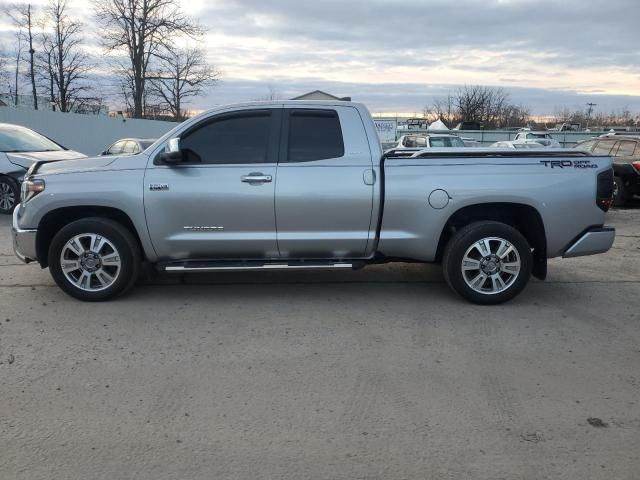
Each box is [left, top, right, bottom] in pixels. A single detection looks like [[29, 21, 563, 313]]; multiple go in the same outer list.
[[1, 206, 639, 480]]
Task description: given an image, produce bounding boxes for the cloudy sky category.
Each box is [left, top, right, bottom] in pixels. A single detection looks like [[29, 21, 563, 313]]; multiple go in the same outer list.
[[1, 0, 639, 115]]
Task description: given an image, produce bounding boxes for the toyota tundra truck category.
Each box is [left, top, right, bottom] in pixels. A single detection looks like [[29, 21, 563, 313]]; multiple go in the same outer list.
[[12, 101, 615, 304]]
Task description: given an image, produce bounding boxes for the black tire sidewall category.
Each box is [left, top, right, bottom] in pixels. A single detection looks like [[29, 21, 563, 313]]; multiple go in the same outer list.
[[0, 176, 20, 215], [613, 177, 627, 206], [443, 222, 533, 305], [48, 218, 140, 301]]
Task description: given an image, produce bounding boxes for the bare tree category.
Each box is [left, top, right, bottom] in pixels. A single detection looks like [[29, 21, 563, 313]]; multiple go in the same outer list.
[[260, 84, 282, 101], [38, 0, 91, 112], [147, 47, 219, 120], [11, 36, 23, 106], [424, 94, 455, 125], [0, 49, 9, 94], [426, 85, 530, 129], [95, 0, 203, 118], [455, 85, 510, 126], [5, 3, 39, 109]]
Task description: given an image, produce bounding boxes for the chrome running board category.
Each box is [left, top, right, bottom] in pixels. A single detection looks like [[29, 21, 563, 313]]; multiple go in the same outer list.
[[164, 263, 355, 273]]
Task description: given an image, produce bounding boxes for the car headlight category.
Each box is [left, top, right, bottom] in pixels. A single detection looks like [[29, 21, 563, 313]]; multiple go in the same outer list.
[[21, 178, 45, 204]]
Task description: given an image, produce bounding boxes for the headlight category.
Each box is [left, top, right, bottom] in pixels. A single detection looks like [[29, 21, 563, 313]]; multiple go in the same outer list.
[[21, 178, 45, 204]]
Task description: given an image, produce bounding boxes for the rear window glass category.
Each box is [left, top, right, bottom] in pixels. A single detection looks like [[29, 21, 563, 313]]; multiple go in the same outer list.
[[287, 110, 344, 162], [576, 140, 596, 151], [614, 141, 637, 157], [593, 141, 615, 155]]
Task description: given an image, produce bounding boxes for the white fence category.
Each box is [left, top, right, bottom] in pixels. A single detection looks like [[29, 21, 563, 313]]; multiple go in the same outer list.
[[0, 107, 177, 156]]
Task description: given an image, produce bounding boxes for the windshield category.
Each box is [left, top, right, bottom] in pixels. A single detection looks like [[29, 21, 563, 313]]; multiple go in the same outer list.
[[430, 136, 465, 147], [529, 133, 551, 139], [0, 126, 64, 153]]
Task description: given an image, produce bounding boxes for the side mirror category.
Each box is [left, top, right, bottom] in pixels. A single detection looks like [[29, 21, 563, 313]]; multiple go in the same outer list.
[[158, 137, 184, 164]]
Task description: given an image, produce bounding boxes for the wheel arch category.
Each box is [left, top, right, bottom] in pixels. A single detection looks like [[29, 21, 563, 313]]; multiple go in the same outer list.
[[435, 202, 547, 280], [36, 206, 145, 268]]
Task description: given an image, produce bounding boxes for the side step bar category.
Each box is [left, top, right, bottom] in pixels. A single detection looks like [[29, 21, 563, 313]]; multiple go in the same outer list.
[[163, 263, 356, 273]]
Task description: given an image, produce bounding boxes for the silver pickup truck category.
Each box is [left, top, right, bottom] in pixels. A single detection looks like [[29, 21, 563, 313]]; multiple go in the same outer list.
[[12, 101, 615, 304]]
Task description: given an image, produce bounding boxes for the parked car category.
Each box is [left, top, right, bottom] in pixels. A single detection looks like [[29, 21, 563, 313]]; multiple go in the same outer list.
[[490, 141, 544, 149], [100, 138, 156, 156], [461, 137, 483, 147], [394, 134, 466, 149], [0, 123, 85, 214], [12, 101, 614, 304], [513, 131, 561, 148], [386, 134, 467, 157], [575, 136, 640, 206]]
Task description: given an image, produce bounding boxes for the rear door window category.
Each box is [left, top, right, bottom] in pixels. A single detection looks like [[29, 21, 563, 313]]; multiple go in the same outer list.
[[592, 140, 616, 155], [285, 109, 344, 162]]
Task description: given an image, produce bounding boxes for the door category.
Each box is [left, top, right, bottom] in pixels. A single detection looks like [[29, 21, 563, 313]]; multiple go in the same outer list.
[[144, 108, 281, 260], [275, 107, 375, 259]]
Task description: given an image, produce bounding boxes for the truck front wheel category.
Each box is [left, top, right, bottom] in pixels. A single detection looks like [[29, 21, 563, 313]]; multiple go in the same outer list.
[[443, 221, 532, 305], [48, 217, 140, 301]]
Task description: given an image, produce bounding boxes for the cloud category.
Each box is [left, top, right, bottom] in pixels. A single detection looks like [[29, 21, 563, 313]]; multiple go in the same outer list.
[[205, 77, 640, 115], [1, 0, 638, 114]]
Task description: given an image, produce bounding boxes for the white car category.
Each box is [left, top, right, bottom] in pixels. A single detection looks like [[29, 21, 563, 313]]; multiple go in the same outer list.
[[393, 134, 466, 149], [490, 141, 545, 149], [513, 131, 561, 148], [0, 123, 86, 214]]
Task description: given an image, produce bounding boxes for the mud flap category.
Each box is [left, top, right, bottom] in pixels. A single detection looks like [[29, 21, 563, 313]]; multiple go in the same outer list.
[[532, 247, 547, 280]]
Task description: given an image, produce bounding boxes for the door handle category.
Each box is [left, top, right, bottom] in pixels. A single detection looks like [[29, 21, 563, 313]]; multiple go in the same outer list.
[[240, 172, 272, 183], [241, 173, 272, 183]]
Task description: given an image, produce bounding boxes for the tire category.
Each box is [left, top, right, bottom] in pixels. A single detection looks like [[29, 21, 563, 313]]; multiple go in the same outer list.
[[48, 217, 141, 301], [0, 176, 19, 215], [442, 221, 533, 305], [612, 176, 629, 207]]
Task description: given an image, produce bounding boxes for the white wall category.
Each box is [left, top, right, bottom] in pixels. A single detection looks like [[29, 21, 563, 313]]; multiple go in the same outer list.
[[0, 107, 177, 156]]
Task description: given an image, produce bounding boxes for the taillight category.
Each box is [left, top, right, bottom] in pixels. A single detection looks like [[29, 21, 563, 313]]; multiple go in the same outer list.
[[596, 169, 613, 212], [632, 161, 640, 174]]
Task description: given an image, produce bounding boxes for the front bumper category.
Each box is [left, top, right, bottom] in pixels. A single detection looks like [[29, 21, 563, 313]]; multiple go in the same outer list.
[[12, 206, 37, 263], [563, 226, 615, 258]]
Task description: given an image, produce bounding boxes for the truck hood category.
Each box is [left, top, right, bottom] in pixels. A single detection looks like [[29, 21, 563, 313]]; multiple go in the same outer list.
[[35, 154, 117, 175], [7, 149, 86, 169]]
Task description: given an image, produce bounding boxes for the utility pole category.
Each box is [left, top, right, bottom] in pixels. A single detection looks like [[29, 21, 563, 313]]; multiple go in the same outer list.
[[586, 102, 597, 128]]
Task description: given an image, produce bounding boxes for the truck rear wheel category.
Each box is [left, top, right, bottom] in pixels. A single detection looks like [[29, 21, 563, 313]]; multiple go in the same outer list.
[[443, 221, 532, 305], [48, 217, 140, 301]]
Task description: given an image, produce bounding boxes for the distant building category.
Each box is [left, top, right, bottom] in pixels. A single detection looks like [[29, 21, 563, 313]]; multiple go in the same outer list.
[[291, 90, 351, 102]]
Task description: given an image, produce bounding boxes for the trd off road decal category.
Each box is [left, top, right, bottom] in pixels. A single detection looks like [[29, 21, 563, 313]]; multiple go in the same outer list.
[[540, 160, 598, 169]]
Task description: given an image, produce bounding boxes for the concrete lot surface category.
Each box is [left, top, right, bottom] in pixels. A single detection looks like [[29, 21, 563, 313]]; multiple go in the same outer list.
[[1, 206, 639, 479]]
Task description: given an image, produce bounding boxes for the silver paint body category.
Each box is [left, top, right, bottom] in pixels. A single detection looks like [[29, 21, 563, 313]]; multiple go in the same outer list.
[[12, 100, 613, 267]]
